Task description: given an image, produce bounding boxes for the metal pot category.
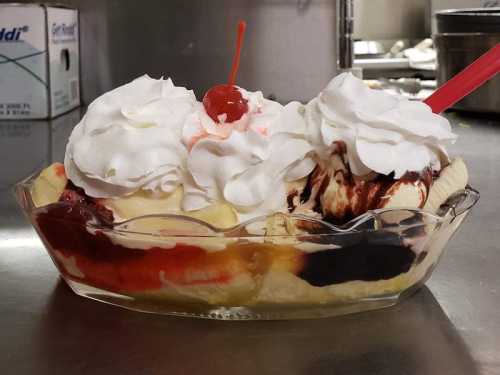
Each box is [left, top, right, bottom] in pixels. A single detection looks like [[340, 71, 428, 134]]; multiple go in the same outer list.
[[434, 8, 500, 113]]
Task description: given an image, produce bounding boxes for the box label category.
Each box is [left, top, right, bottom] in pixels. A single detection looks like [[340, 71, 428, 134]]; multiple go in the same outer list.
[[47, 7, 80, 117], [0, 5, 80, 119], [0, 5, 49, 119]]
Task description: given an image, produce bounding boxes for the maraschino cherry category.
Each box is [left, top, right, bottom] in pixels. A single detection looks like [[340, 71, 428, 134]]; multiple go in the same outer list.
[[203, 21, 248, 123]]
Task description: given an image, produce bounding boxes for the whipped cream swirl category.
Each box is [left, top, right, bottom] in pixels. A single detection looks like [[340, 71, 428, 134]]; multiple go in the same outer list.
[[65, 75, 196, 198], [306, 73, 457, 178], [182, 88, 316, 219]]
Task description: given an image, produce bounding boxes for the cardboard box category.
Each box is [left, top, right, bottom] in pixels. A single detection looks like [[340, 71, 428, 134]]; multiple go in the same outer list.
[[0, 4, 80, 119]]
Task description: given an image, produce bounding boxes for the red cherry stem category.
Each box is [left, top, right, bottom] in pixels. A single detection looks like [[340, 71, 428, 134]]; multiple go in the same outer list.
[[227, 20, 247, 87]]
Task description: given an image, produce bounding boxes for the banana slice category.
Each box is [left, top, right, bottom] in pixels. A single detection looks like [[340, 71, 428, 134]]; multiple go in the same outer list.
[[31, 163, 68, 207], [103, 188, 184, 220], [185, 202, 238, 229], [103, 187, 238, 229], [424, 157, 468, 214]]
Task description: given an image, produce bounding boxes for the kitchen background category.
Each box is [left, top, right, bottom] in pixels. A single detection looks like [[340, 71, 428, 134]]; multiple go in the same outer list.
[[2, 0, 498, 105], [1, 2, 500, 374]]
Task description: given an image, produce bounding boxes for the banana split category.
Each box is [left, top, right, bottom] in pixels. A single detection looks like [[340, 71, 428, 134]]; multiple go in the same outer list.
[[24, 73, 472, 313]]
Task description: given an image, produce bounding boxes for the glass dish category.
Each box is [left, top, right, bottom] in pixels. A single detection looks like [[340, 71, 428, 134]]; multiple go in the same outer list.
[[16, 172, 479, 320]]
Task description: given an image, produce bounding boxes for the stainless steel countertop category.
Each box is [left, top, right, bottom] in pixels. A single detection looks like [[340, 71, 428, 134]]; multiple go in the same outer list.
[[0, 109, 498, 375]]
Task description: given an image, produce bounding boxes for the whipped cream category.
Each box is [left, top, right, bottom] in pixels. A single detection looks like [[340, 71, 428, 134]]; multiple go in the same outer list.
[[182, 88, 316, 220], [306, 73, 457, 178], [65, 75, 197, 198]]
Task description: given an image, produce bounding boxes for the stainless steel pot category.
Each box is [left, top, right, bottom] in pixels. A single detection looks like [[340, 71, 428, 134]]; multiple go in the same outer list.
[[434, 33, 500, 113], [434, 9, 500, 113]]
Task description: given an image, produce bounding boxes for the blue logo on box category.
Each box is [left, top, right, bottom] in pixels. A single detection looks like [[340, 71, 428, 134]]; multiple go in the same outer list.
[[0, 26, 29, 42]]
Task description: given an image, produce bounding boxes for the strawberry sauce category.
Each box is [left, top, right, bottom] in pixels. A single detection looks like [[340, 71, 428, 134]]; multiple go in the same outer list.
[[36, 185, 235, 293]]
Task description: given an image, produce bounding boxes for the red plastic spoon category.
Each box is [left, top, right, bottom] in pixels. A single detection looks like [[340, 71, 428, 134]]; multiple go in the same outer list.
[[203, 21, 248, 123], [424, 43, 500, 113]]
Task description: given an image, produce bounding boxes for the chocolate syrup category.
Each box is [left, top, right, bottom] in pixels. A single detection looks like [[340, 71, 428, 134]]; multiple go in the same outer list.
[[299, 173, 313, 204], [287, 190, 298, 212], [299, 235, 416, 287], [296, 141, 434, 225]]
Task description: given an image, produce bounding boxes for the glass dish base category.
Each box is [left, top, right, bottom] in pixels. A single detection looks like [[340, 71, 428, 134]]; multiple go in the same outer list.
[[65, 278, 425, 320], [17, 169, 479, 320]]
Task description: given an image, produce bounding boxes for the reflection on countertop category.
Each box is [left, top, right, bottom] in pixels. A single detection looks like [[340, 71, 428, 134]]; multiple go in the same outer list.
[[0, 109, 499, 375], [0, 108, 82, 192], [33, 284, 478, 375]]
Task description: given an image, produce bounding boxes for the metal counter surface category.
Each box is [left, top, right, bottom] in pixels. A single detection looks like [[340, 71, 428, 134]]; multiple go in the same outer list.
[[0, 109, 498, 375]]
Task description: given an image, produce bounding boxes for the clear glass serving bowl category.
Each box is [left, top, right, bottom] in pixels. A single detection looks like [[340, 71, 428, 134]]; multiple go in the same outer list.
[[16, 173, 479, 320]]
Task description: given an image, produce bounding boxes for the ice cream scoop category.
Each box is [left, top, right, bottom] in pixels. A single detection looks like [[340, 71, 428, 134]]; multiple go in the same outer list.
[[290, 142, 433, 224], [291, 73, 465, 224], [64, 75, 197, 198], [182, 96, 315, 221]]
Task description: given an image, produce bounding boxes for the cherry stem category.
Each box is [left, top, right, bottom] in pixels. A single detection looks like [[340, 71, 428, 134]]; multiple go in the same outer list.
[[227, 20, 247, 87]]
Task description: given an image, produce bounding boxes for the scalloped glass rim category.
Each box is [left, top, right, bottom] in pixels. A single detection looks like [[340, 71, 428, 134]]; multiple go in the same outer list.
[[16, 171, 480, 239]]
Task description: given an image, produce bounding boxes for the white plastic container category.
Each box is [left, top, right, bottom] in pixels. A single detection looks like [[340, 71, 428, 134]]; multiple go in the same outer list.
[[0, 4, 80, 119]]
